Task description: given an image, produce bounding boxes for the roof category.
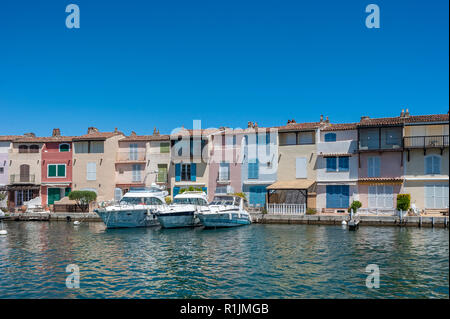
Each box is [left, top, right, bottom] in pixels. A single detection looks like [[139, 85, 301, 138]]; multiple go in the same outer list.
[[72, 131, 124, 141], [321, 123, 358, 131], [120, 134, 170, 142], [277, 122, 323, 132], [358, 114, 449, 127], [267, 180, 315, 190], [170, 128, 221, 139], [14, 136, 75, 143], [358, 177, 403, 184], [0, 135, 22, 142]]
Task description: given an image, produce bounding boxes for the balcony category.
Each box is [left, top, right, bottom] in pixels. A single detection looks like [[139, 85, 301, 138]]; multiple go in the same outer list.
[[317, 140, 356, 155], [116, 150, 146, 163], [404, 135, 449, 149], [10, 174, 36, 184]]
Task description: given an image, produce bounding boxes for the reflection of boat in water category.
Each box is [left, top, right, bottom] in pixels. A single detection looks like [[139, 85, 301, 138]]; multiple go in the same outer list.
[[198, 195, 252, 228], [156, 191, 209, 228], [94, 185, 168, 228]]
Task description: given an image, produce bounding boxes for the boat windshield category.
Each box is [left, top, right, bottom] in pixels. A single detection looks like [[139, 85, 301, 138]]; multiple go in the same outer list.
[[173, 198, 208, 206], [210, 196, 237, 206], [119, 197, 144, 205]]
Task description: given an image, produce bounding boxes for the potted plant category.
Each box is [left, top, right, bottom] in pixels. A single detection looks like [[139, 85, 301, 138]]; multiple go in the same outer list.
[[396, 194, 411, 218]]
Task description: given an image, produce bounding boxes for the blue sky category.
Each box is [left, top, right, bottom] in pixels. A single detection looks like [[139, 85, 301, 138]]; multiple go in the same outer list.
[[0, 0, 448, 136]]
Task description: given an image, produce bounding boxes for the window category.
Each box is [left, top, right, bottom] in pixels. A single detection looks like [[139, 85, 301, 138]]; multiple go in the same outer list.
[[91, 141, 104, 153], [281, 133, 296, 145], [425, 184, 449, 209], [326, 157, 337, 172], [326, 185, 350, 208], [132, 164, 142, 182], [157, 164, 168, 183], [368, 157, 380, 177], [181, 164, 191, 181], [368, 185, 394, 208], [296, 157, 307, 178], [59, 144, 70, 152], [324, 133, 336, 142], [298, 132, 314, 144], [0, 167, 3, 174], [75, 142, 89, 153], [215, 185, 228, 194], [248, 159, 259, 179], [219, 162, 230, 181], [29, 145, 39, 153], [75, 141, 104, 153], [48, 164, 66, 177], [143, 197, 164, 205], [425, 155, 441, 174], [15, 189, 34, 206], [129, 144, 138, 160], [160, 142, 170, 153], [86, 162, 96, 181], [18, 145, 29, 153], [338, 157, 349, 171]]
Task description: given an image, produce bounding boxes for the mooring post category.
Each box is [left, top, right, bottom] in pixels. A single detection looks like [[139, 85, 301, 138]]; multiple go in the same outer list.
[[419, 216, 422, 228], [431, 217, 434, 228]]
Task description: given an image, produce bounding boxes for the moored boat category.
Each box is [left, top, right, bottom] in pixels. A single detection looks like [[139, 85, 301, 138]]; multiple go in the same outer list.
[[198, 195, 252, 228], [94, 185, 168, 228], [156, 191, 209, 228]]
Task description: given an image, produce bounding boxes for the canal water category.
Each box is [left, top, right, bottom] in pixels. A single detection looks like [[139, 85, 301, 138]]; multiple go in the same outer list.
[[0, 221, 448, 298]]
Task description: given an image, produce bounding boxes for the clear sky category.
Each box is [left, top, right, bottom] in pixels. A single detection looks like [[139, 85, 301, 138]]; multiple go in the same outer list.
[[0, 0, 448, 137]]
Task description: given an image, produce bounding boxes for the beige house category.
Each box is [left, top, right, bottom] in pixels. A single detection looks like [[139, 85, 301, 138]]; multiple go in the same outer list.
[[72, 127, 124, 203], [269, 118, 328, 210], [403, 114, 449, 213], [114, 130, 171, 200]]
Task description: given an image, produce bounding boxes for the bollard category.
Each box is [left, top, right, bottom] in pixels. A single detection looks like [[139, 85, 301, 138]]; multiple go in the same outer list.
[[419, 216, 422, 228], [431, 217, 434, 228]]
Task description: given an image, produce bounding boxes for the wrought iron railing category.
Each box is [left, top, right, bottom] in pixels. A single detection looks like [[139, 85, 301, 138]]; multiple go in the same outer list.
[[403, 135, 449, 148], [10, 174, 36, 183]]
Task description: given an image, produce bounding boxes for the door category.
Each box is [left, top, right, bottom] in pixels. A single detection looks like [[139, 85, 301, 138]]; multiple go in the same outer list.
[[249, 186, 266, 207], [48, 188, 61, 205], [326, 185, 350, 208], [20, 164, 30, 182]]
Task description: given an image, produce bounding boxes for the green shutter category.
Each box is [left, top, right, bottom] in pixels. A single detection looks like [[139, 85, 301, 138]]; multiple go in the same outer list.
[[157, 164, 168, 182], [160, 142, 170, 153], [65, 187, 71, 196], [48, 165, 56, 177], [57, 165, 66, 177]]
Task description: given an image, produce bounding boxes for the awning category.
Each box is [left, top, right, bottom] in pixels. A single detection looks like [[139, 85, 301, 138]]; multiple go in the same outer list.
[[267, 180, 315, 190], [41, 182, 71, 187], [358, 177, 403, 185], [6, 185, 40, 190]]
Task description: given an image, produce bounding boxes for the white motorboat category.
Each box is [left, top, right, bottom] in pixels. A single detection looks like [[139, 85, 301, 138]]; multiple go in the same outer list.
[[94, 185, 168, 228], [197, 195, 252, 228], [156, 191, 209, 228]]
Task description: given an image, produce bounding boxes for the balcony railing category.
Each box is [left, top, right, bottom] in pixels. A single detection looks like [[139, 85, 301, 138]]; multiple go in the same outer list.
[[267, 203, 306, 215], [10, 174, 36, 184], [116, 150, 146, 162], [403, 135, 449, 149]]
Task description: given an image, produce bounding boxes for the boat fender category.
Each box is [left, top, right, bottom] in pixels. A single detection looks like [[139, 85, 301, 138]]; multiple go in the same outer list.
[[229, 212, 232, 220]]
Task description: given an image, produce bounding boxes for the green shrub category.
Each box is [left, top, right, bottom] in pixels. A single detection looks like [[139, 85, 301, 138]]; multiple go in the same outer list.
[[233, 192, 247, 200], [68, 190, 97, 212], [165, 196, 172, 204], [348, 200, 362, 213], [306, 208, 317, 215], [396, 194, 411, 211]]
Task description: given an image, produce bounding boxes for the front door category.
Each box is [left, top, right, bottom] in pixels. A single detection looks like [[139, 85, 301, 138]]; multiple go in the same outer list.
[[48, 188, 61, 205], [249, 186, 266, 208]]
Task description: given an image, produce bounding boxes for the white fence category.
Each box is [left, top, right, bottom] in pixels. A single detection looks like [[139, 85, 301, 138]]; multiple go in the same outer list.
[[267, 203, 306, 215]]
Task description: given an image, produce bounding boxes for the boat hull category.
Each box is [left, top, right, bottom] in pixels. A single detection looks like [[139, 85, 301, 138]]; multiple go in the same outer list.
[[198, 212, 251, 228], [95, 209, 159, 228], [156, 211, 200, 228]]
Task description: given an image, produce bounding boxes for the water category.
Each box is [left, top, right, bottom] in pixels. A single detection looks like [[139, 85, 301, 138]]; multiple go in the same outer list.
[[0, 221, 448, 299]]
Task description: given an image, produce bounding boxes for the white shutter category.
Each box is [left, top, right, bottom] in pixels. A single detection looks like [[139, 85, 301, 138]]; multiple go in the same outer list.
[[368, 186, 377, 208], [86, 162, 96, 181], [91, 141, 104, 153], [425, 185, 434, 208], [296, 157, 307, 178], [114, 188, 123, 202], [299, 132, 313, 144], [384, 186, 394, 208], [286, 133, 296, 145]]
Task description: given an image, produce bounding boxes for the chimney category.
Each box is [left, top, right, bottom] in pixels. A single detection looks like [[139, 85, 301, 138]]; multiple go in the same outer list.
[[247, 121, 253, 128], [130, 131, 137, 137], [404, 108, 410, 117], [254, 122, 258, 128], [325, 116, 329, 123], [400, 109, 405, 117], [52, 128, 61, 137], [360, 116, 370, 121], [320, 115, 324, 123], [24, 132, 36, 138], [87, 127, 99, 134], [114, 127, 118, 133]]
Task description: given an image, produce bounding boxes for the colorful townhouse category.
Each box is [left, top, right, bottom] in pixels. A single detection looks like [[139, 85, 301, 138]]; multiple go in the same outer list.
[[403, 113, 449, 213], [72, 127, 124, 203], [267, 118, 325, 212], [6, 133, 43, 209], [357, 114, 404, 213], [170, 128, 218, 197], [0, 136, 21, 208], [39, 129, 74, 207], [316, 123, 359, 212], [114, 130, 171, 200]]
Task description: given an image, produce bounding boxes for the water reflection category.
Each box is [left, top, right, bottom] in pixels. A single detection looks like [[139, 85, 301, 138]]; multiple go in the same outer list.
[[0, 222, 448, 299]]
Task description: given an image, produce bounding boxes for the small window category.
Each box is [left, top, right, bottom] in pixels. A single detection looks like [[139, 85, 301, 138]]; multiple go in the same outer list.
[[0, 167, 4, 174], [160, 142, 170, 153], [18, 145, 29, 153], [29, 145, 39, 153], [326, 157, 337, 172], [324, 133, 336, 142], [48, 164, 66, 177], [59, 144, 70, 152]]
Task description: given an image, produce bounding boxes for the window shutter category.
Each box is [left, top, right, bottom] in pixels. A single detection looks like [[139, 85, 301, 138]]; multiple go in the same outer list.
[[432, 156, 441, 174], [368, 186, 377, 208], [326, 157, 337, 171], [57, 165, 65, 177], [296, 157, 307, 178], [173, 187, 180, 197], [87, 162, 96, 181], [190, 163, 196, 181], [175, 164, 181, 182], [339, 157, 349, 171], [425, 157, 433, 174], [48, 165, 56, 177], [384, 186, 394, 208], [324, 133, 336, 142]]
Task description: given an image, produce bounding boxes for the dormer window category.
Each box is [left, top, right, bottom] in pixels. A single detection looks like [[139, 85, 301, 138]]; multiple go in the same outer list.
[[59, 143, 70, 152]]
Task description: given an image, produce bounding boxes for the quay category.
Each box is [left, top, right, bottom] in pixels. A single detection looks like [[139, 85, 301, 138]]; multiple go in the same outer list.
[[250, 213, 449, 228], [3, 212, 102, 222]]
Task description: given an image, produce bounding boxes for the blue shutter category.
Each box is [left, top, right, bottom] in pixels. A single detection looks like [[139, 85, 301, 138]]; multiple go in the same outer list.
[[339, 157, 349, 171], [324, 133, 336, 142], [326, 157, 337, 171], [327, 185, 349, 208], [173, 187, 180, 197], [191, 163, 196, 181], [175, 164, 181, 182], [202, 187, 207, 194]]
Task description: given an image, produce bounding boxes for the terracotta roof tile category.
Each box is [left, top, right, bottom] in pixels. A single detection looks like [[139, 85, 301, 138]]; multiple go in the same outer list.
[[322, 123, 358, 131], [0, 135, 22, 142], [73, 131, 124, 141], [357, 113, 449, 127], [277, 122, 323, 132], [120, 134, 170, 142], [14, 136, 76, 143]]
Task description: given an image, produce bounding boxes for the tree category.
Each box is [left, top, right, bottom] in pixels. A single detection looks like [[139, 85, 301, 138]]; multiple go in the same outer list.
[[68, 190, 97, 212], [0, 191, 6, 202]]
